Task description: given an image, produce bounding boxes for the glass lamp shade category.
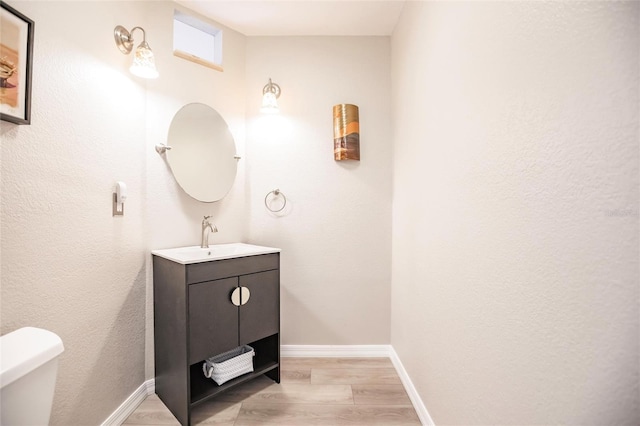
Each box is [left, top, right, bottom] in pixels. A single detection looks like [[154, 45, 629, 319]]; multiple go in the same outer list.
[[129, 41, 159, 79], [261, 91, 279, 114]]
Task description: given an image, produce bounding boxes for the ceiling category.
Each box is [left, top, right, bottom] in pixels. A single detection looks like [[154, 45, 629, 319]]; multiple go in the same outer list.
[[176, 0, 406, 36]]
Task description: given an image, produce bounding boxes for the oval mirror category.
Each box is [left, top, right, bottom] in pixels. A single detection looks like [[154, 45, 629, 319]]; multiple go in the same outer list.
[[166, 103, 238, 202]]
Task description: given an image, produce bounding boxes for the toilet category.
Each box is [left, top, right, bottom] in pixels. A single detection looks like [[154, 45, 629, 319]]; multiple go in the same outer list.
[[0, 327, 64, 426]]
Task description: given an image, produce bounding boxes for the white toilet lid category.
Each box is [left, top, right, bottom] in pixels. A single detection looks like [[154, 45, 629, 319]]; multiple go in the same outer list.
[[0, 327, 64, 388]]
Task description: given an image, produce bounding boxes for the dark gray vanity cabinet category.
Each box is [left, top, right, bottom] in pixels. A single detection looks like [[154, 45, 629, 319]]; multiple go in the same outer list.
[[153, 253, 280, 426]]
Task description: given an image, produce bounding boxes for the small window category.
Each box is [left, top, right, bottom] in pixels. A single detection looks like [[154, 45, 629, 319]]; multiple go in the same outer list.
[[173, 10, 223, 71]]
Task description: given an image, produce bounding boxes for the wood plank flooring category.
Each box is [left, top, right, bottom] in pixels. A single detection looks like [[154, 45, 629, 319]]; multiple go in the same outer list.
[[124, 357, 421, 426]]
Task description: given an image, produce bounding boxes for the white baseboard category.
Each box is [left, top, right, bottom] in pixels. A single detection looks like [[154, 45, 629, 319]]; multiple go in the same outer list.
[[281, 344, 392, 357], [388, 347, 435, 426], [103, 345, 434, 426], [100, 379, 154, 426]]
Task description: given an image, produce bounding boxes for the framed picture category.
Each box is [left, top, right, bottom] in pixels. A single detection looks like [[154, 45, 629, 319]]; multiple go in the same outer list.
[[0, 1, 34, 125]]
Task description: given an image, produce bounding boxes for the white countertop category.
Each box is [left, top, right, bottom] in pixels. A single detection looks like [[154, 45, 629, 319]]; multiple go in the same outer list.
[[152, 243, 281, 264]]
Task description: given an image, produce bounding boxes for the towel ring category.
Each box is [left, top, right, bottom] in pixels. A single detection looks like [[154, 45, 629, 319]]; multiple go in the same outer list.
[[264, 189, 287, 213]]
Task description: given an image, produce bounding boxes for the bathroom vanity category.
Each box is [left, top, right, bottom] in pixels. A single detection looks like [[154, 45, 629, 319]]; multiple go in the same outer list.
[[152, 243, 281, 425]]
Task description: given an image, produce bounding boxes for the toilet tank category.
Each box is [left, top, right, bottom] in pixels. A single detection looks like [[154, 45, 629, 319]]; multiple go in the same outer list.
[[0, 327, 64, 426]]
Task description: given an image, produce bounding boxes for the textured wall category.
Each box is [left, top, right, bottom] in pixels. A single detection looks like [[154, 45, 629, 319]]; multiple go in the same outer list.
[[245, 37, 392, 345], [0, 1, 247, 424], [1, 2, 147, 423], [390, 1, 639, 424]]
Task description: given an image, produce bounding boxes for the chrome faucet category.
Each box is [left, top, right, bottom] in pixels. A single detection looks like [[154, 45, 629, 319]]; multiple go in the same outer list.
[[201, 216, 218, 248]]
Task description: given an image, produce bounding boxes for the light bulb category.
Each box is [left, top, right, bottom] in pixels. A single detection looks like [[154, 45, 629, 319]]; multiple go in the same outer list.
[[261, 91, 279, 113], [129, 41, 158, 79]]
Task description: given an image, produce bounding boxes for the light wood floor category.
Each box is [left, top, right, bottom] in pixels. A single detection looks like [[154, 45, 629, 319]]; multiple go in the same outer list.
[[124, 357, 421, 425]]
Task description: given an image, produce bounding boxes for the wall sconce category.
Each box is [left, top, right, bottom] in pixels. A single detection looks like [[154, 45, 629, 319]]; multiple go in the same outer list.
[[333, 104, 360, 161], [114, 25, 159, 79], [261, 78, 281, 113]]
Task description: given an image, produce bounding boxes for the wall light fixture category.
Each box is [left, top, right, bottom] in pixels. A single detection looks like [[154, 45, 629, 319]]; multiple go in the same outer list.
[[261, 78, 281, 113], [333, 104, 360, 161], [114, 25, 159, 79]]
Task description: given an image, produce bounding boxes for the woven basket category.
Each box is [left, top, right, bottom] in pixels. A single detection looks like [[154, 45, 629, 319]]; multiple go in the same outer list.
[[202, 345, 255, 385]]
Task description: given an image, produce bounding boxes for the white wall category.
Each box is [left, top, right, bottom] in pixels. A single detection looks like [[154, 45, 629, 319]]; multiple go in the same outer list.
[[245, 37, 392, 345], [391, 1, 639, 424], [1, 2, 147, 424], [0, 1, 247, 424]]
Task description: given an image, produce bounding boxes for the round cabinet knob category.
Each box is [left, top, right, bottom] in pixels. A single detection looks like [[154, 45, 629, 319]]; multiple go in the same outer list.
[[240, 287, 251, 305], [231, 287, 241, 306]]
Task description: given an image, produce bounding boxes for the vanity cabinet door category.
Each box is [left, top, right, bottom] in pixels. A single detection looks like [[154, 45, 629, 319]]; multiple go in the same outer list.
[[188, 277, 239, 364], [239, 270, 279, 345]]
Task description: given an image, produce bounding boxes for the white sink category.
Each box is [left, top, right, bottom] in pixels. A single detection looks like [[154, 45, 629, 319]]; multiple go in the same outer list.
[[152, 243, 280, 264]]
